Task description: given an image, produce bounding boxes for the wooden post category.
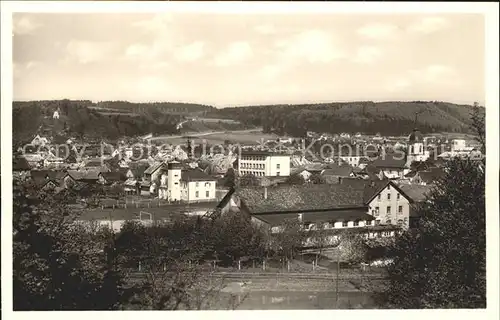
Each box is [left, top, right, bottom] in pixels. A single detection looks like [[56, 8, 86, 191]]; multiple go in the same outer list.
[[287, 260, 290, 272], [138, 261, 142, 272], [238, 260, 241, 270], [263, 260, 266, 271]]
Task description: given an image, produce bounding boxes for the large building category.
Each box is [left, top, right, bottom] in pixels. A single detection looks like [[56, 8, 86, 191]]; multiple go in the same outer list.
[[158, 161, 217, 203], [238, 151, 290, 177]]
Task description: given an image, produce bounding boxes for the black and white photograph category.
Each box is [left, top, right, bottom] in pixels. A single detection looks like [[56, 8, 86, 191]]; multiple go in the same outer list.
[[1, 1, 499, 316]]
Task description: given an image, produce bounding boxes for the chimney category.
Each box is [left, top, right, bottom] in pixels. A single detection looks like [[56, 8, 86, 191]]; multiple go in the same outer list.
[[264, 187, 268, 199]]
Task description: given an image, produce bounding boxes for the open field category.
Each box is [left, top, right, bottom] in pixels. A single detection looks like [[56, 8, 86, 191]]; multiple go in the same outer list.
[[150, 128, 282, 146]]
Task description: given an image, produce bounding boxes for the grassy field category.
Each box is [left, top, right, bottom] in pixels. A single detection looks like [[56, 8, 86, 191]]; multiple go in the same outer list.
[[152, 129, 282, 146]]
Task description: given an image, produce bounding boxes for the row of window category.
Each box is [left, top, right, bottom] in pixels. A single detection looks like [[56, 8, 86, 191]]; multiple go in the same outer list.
[[372, 205, 404, 216], [304, 220, 374, 229], [240, 163, 265, 169], [377, 192, 401, 201], [240, 170, 266, 176], [241, 156, 267, 161], [194, 182, 211, 187], [194, 191, 211, 198]]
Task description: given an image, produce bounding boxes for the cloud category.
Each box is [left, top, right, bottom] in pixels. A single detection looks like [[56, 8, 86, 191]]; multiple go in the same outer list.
[[213, 41, 253, 67], [174, 41, 205, 62], [132, 14, 173, 34], [13, 16, 42, 35], [387, 64, 460, 92], [276, 29, 346, 64], [357, 23, 398, 40], [64, 40, 115, 64], [408, 17, 449, 34], [254, 24, 277, 35], [410, 64, 459, 84], [352, 46, 383, 64]]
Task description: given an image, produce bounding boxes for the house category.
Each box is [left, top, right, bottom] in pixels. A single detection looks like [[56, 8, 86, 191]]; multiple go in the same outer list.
[[217, 184, 399, 245], [371, 152, 409, 179], [126, 163, 148, 180], [291, 168, 313, 182], [157, 162, 217, 203], [363, 180, 413, 228], [31, 135, 49, 147], [238, 151, 290, 177], [124, 178, 140, 195], [144, 162, 168, 183], [321, 164, 355, 184], [67, 170, 101, 184], [405, 167, 445, 185], [84, 158, 110, 172], [30, 170, 67, 191], [13, 157, 31, 179], [398, 184, 433, 228], [99, 172, 126, 185]]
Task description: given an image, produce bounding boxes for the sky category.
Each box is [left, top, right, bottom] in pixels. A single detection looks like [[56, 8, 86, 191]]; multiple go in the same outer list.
[[12, 13, 485, 107]]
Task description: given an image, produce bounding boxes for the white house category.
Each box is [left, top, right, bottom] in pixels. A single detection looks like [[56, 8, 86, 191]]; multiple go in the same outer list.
[[31, 135, 49, 147], [365, 180, 412, 229], [238, 151, 290, 177], [158, 161, 217, 203], [53, 109, 60, 119]]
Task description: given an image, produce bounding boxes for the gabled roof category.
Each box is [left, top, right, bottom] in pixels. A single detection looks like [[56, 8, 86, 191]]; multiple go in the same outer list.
[[397, 184, 433, 203], [418, 167, 445, 184], [181, 168, 216, 182], [100, 171, 126, 182], [144, 162, 166, 175], [372, 153, 406, 169], [67, 170, 100, 181], [236, 184, 366, 214], [321, 165, 353, 177]]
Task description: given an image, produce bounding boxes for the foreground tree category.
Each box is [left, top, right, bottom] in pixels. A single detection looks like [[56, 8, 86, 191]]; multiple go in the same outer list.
[[13, 180, 126, 310], [380, 157, 485, 308]]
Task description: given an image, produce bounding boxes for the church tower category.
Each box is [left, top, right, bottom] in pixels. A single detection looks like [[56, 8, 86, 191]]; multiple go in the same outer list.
[[406, 128, 425, 166], [167, 161, 183, 202]]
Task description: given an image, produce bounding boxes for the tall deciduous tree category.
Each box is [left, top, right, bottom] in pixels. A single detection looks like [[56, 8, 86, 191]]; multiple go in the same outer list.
[[380, 157, 485, 308]]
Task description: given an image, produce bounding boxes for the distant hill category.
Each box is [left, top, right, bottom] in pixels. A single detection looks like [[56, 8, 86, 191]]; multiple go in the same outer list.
[[12, 100, 247, 144], [210, 101, 483, 137]]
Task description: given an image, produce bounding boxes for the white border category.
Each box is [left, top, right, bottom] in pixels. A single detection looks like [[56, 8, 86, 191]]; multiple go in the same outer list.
[[1, 2, 499, 320]]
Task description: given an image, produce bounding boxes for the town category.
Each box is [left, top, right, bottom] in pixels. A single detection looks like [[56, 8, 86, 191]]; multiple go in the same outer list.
[[9, 9, 490, 312]]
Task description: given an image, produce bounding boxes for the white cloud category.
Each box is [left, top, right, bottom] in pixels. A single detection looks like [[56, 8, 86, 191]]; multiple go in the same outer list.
[[132, 14, 173, 34], [410, 64, 459, 84], [408, 17, 449, 34], [352, 46, 383, 64], [357, 23, 398, 40], [387, 64, 460, 92], [174, 41, 205, 62], [64, 40, 115, 64], [254, 24, 277, 35], [13, 16, 42, 35], [213, 41, 253, 67], [276, 29, 345, 64]]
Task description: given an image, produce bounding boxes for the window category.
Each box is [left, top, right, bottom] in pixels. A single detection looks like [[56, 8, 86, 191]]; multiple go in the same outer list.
[[276, 172, 280, 176], [366, 220, 372, 226], [396, 193, 400, 200], [195, 182, 199, 187], [374, 206, 380, 216], [386, 219, 392, 225], [353, 221, 359, 227], [398, 205, 403, 213], [387, 193, 391, 200], [386, 206, 391, 214], [195, 191, 199, 198], [276, 164, 280, 169], [342, 221, 348, 227], [387, 184, 391, 190], [377, 194, 381, 201], [206, 191, 210, 198], [174, 182, 178, 185], [375, 220, 380, 226]]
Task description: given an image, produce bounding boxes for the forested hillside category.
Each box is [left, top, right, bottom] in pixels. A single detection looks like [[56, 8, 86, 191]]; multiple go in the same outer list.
[[12, 100, 197, 143], [211, 101, 482, 136]]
